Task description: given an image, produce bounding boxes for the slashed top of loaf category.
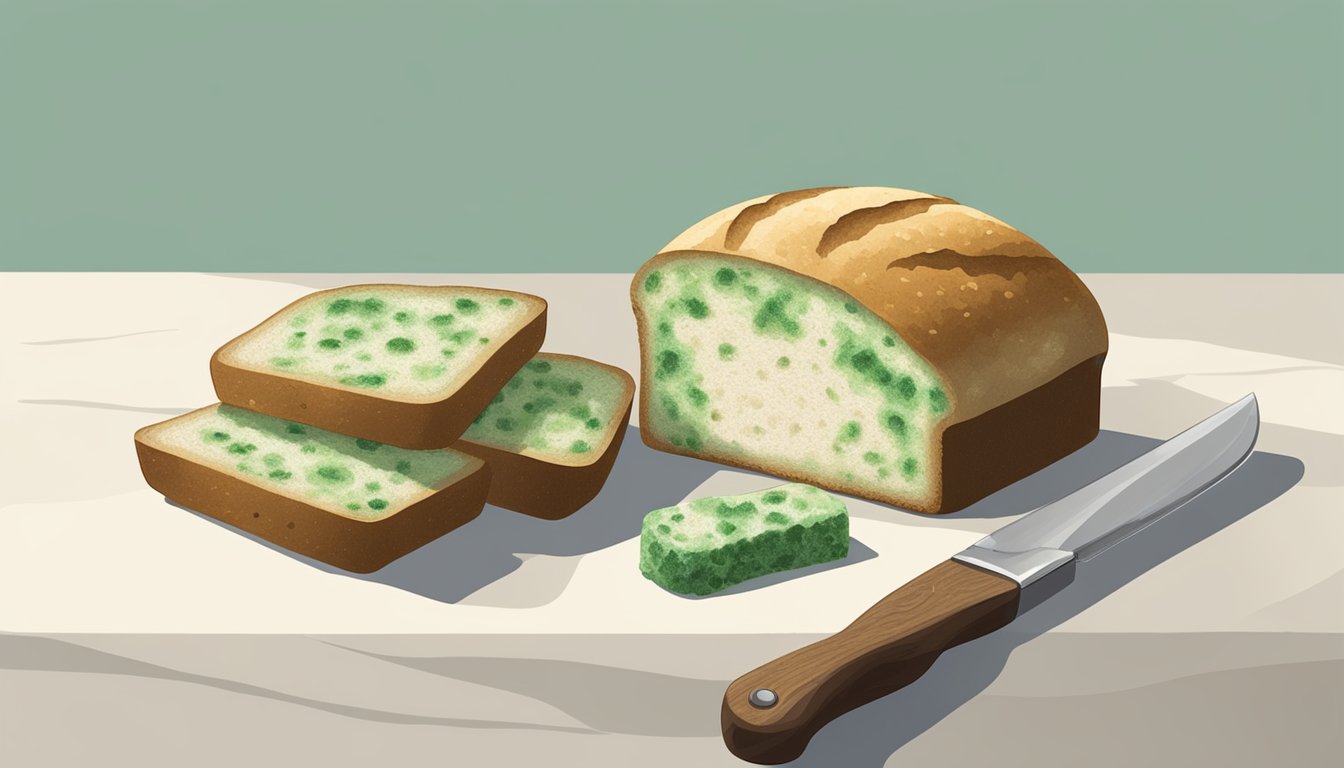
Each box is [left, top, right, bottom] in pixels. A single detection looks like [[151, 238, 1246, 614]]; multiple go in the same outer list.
[[216, 284, 545, 403], [649, 187, 1109, 421]]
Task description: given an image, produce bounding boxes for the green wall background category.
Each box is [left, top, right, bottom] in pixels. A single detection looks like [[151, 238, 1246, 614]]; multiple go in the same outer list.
[[2, 1, 1340, 273]]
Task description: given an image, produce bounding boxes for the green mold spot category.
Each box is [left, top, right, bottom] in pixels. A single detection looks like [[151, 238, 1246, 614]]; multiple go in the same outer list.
[[571, 440, 591, 453], [825, 387, 839, 402], [301, 445, 317, 454], [355, 438, 380, 451], [285, 424, 305, 435], [644, 271, 662, 292], [882, 336, 896, 347], [395, 460, 412, 474], [863, 451, 883, 465], [687, 386, 708, 407], [495, 417, 515, 432], [718, 343, 736, 360], [479, 337, 490, 345], [776, 356, 790, 369], [367, 498, 389, 511], [754, 292, 803, 338], [262, 453, 284, 469], [455, 298, 480, 314], [358, 298, 386, 316], [684, 434, 702, 451], [429, 314, 455, 327], [203, 430, 230, 443], [714, 268, 737, 286], [657, 524, 672, 535], [885, 412, 907, 437], [568, 404, 592, 419], [365, 482, 381, 492], [685, 297, 709, 319], [658, 350, 681, 377], [840, 421, 862, 441], [341, 373, 387, 388], [413, 363, 447, 380], [844, 301, 859, 314], [670, 512, 684, 522], [450, 330, 474, 344], [716, 501, 757, 517], [717, 521, 737, 536], [343, 327, 363, 340], [327, 298, 355, 315], [267, 469, 293, 481], [585, 417, 601, 429], [355, 353, 373, 362], [527, 360, 553, 373], [765, 511, 790, 525], [661, 395, 680, 421], [346, 502, 362, 511], [442, 348, 456, 358], [930, 387, 949, 414], [763, 490, 787, 504], [318, 338, 341, 350], [228, 442, 257, 455], [818, 338, 828, 347], [386, 337, 416, 354], [896, 376, 917, 400], [311, 464, 354, 485], [498, 297, 515, 307], [393, 311, 412, 323], [902, 457, 919, 478]]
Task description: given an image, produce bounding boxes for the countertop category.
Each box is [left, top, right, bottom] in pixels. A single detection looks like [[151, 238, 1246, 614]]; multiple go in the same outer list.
[[2, 273, 1340, 766]]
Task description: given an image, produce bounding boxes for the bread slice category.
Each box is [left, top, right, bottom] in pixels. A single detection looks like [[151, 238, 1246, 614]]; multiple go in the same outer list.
[[211, 284, 546, 449], [454, 353, 635, 519], [631, 187, 1109, 514], [134, 403, 490, 572], [639, 483, 849, 595]]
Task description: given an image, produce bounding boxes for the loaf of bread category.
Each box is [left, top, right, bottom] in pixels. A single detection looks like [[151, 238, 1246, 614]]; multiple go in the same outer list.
[[135, 404, 490, 572], [211, 284, 546, 449], [639, 483, 849, 596], [455, 353, 636, 519], [630, 187, 1108, 514]]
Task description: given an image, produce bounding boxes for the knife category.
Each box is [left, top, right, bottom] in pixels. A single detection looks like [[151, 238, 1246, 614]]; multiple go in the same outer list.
[[721, 393, 1260, 764]]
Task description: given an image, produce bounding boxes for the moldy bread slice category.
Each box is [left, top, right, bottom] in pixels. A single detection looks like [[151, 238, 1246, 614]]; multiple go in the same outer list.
[[212, 284, 546, 449]]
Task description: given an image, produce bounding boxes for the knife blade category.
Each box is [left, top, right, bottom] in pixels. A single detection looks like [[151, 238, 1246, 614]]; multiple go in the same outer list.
[[721, 393, 1260, 764]]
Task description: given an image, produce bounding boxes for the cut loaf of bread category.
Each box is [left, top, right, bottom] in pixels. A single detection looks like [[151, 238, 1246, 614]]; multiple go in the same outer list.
[[456, 353, 636, 519], [212, 284, 546, 449], [135, 404, 490, 572], [630, 186, 1108, 514]]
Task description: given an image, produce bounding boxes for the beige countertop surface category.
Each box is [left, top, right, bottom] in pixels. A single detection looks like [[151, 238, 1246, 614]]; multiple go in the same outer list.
[[2, 273, 1341, 766]]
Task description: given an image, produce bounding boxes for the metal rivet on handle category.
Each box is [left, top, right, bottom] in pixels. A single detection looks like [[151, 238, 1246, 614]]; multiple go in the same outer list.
[[749, 688, 778, 709]]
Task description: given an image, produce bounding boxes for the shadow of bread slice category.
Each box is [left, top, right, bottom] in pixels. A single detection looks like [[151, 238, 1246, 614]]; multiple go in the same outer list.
[[211, 284, 546, 449], [135, 404, 491, 573], [455, 353, 635, 519], [630, 186, 1109, 514]]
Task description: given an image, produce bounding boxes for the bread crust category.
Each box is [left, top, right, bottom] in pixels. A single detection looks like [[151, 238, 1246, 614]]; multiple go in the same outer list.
[[454, 355, 635, 519], [134, 428, 491, 573], [646, 187, 1108, 421], [211, 285, 547, 449]]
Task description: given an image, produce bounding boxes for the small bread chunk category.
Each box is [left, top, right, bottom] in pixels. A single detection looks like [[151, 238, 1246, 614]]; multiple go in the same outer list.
[[456, 353, 635, 519], [639, 483, 849, 596], [212, 284, 546, 449], [135, 404, 490, 572]]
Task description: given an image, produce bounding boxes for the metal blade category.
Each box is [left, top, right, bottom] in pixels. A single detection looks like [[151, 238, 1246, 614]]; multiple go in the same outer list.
[[954, 393, 1259, 587]]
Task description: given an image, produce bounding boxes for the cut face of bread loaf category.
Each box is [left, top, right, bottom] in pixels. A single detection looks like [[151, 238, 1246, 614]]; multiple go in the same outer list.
[[212, 284, 546, 449], [631, 187, 1109, 514], [456, 353, 636, 519], [135, 404, 490, 572]]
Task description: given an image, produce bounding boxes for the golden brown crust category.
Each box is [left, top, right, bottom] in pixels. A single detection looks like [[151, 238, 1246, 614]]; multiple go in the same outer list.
[[211, 288, 547, 449], [652, 186, 1109, 421], [455, 399, 634, 520], [133, 432, 490, 573]]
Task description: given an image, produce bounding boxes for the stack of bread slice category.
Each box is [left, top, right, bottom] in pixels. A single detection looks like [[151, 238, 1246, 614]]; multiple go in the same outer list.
[[135, 284, 635, 572]]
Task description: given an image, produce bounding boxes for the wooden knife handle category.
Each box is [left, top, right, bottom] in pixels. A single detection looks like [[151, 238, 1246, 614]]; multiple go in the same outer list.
[[721, 560, 1021, 764]]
